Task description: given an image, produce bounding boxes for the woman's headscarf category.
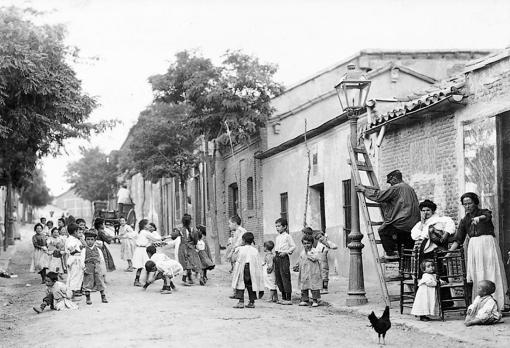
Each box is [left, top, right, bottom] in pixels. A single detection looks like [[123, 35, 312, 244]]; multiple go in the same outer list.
[[460, 192, 480, 205]]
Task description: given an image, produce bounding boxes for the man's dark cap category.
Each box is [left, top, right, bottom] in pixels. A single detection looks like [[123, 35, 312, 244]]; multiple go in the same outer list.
[[386, 170, 402, 180]]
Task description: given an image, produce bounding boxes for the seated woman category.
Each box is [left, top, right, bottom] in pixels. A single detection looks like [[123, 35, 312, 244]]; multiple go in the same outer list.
[[411, 199, 456, 257], [411, 199, 456, 307]]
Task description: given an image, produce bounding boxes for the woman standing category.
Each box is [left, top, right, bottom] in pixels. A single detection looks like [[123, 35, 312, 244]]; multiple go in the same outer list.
[[178, 214, 201, 285], [450, 192, 508, 309]]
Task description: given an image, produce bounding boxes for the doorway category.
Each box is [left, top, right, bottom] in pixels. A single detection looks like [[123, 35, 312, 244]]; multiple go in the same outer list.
[[309, 183, 326, 232]]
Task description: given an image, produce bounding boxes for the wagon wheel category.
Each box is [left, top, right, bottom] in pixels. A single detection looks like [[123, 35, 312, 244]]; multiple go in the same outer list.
[[126, 208, 136, 229]]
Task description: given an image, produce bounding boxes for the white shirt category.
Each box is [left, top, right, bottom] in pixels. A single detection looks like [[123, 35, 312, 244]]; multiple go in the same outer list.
[[136, 229, 161, 247], [411, 213, 455, 253], [275, 232, 296, 254], [117, 187, 132, 204]]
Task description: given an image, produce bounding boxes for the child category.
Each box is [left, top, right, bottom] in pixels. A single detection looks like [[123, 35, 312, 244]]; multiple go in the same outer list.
[[225, 230, 235, 273], [30, 223, 50, 283], [33, 272, 77, 314], [118, 216, 137, 272], [177, 214, 201, 286], [303, 227, 338, 294], [58, 220, 68, 274], [133, 219, 162, 287], [262, 240, 277, 302], [231, 232, 264, 309], [274, 217, 295, 305], [196, 225, 215, 285], [294, 234, 322, 307], [143, 245, 183, 294], [80, 229, 108, 305], [64, 223, 84, 299], [47, 227, 65, 279], [411, 260, 439, 321], [465, 280, 502, 326]]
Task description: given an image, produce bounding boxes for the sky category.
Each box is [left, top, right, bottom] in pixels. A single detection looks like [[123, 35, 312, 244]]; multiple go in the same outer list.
[[2, 0, 510, 196]]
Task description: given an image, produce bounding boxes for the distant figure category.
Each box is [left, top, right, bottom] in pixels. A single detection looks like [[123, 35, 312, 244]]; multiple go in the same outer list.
[[357, 169, 420, 259], [117, 184, 132, 213]]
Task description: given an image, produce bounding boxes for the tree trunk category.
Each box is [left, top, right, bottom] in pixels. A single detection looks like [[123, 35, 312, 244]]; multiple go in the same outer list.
[[4, 177, 14, 250], [180, 179, 186, 215], [21, 200, 27, 223], [205, 139, 221, 264]]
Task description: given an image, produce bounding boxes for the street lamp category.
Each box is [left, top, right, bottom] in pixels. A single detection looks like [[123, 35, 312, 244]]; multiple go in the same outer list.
[[335, 63, 371, 306]]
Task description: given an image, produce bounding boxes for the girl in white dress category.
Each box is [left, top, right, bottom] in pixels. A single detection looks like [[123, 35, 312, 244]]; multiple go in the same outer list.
[[411, 260, 440, 321], [132, 219, 162, 286], [118, 217, 137, 272]]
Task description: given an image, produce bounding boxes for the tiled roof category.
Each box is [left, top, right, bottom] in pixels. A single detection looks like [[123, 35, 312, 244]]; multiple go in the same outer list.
[[362, 79, 466, 134]]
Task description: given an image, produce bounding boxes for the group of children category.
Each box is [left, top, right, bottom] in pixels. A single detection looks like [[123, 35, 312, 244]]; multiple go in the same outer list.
[[411, 259, 503, 326], [228, 216, 337, 309]]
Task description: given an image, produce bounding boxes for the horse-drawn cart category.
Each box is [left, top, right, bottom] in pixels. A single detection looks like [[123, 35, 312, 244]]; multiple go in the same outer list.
[[92, 201, 136, 242]]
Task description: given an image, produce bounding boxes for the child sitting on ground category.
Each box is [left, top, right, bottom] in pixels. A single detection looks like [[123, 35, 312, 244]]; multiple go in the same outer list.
[[196, 225, 215, 285], [143, 245, 183, 294], [80, 229, 108, 305], [231, 232, 264, 309], [411, 259, 440, 321], [465, 280, 503, 326], [33, 271, 77, 314], [293, 234, 322, 307], [262, 240, 277, 303]]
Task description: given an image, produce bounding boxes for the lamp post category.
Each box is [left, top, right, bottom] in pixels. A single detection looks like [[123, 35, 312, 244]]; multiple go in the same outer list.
[[335, 63, 371, 306]]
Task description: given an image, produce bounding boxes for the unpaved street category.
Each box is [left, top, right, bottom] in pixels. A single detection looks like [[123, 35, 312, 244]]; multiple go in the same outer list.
[[1, 228, 475, 348]]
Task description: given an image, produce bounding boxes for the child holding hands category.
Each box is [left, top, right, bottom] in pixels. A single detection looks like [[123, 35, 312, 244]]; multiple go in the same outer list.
[[465, 280, 502, 326], [294, 234, 322, 307]]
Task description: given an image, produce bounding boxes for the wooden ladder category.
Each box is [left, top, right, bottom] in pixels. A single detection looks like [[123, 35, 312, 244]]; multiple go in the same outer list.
[[347, 139, 400, 307]]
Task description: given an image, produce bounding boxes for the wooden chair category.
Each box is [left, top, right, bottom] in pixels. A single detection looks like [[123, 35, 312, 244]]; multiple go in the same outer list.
[[399, 247, 420, 314], [434, 248, 471, 320]]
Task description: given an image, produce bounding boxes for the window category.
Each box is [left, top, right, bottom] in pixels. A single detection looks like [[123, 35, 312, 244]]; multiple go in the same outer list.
[[228, 183, 239, 217], [280, 192, 288, 221], [342, 179, 351, 247], [247, 177, 254, 210]]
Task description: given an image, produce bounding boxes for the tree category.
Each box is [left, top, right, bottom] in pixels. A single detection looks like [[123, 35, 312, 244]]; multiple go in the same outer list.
[[0, 7, 110, 247], [19, 167, 52, 222], [65, 147, 119, 202], [149, 50, 283, 262], [126, 102, 199, 212]]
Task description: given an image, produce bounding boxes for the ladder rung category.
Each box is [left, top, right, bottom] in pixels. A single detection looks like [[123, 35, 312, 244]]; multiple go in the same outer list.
[[366, 202, 381, 208], [379, 257, 399, 264], [388, 294, 400, 302], [371, 221, 384, 226], [353, 147, 367, 154], [356, 163, 373, 171], [375, 239, 382, 244], [384, 276, 402, 282], [362, 185, 379, 190]]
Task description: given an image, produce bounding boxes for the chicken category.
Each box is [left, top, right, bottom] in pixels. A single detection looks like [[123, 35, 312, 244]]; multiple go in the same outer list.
[[368, 306, 391, 345]]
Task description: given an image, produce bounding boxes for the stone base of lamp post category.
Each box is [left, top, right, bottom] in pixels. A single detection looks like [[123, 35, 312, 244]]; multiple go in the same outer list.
[[346, 231, 368, 306]]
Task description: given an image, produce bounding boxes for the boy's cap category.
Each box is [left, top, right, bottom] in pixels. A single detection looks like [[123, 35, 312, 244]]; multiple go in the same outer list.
[[84, 229, 98, 238]]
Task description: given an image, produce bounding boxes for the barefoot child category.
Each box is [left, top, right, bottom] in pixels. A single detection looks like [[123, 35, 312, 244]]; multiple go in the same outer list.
[[231, 232, 264, 309], [143, 245, 183, 293], [262, 241, 277, 302], [33, 272, 77, 314], [411, 260, 440, 321], [465, 280, 502, 326], [80, 229, 108, 305], [294, 234, 322, 307]]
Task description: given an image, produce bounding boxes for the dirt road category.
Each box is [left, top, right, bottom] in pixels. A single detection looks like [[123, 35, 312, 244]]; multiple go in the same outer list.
[[1, 227, 475, 348]]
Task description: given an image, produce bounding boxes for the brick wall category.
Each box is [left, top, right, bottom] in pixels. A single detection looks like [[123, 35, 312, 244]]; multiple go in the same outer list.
[[378, 113, 459, 220], [214, 138, 264, 248]]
